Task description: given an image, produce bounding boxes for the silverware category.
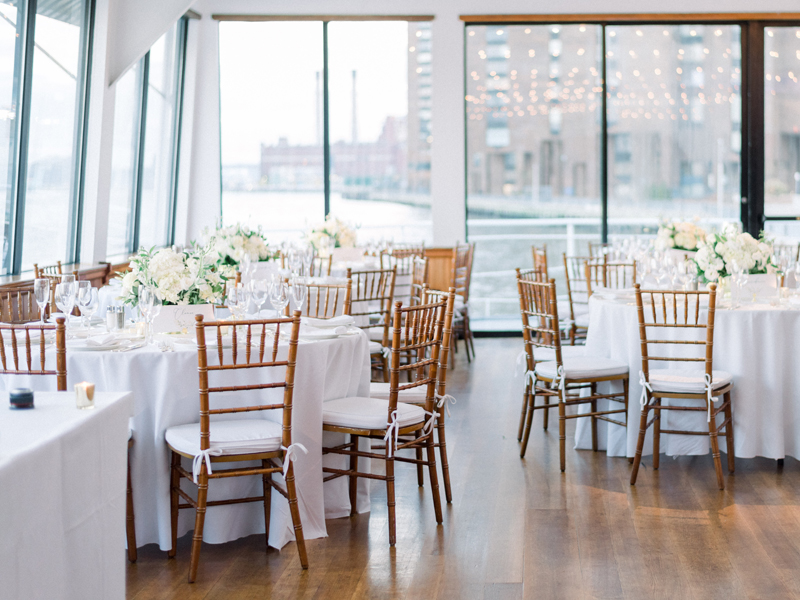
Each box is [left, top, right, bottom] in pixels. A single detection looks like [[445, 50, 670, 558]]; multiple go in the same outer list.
[[112, 342, 146, 353]]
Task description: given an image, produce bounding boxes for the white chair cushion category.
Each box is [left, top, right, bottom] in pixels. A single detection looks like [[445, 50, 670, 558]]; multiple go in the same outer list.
[[323, 397, 426, 429], [535, 356, 628, 380], [368, 340, 385, 355], [532, 345, 586, 363], [369, 382, 428, 404], [368, 328, 388, 342], [165, 419, 282, 457], [557, 300, 589, 318], [575, 313, 590, 328], [647, 369, 733, 394]]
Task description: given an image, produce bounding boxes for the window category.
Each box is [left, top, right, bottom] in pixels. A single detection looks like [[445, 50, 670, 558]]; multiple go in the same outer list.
[[219, 19, 433, 244], [106, 18, 188, 256], [0, 0, 92, 274]]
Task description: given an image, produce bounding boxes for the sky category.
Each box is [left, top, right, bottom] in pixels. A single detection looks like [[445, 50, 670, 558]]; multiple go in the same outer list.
[[219, 21, 410, 165]]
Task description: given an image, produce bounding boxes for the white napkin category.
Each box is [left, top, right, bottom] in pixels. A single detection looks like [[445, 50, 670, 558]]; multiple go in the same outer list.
[[85, 333, 118, 347], [302, 315, 354, 328]]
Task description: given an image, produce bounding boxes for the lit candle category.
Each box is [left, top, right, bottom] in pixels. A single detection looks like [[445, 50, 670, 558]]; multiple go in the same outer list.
[[75, 381, 95, 410]]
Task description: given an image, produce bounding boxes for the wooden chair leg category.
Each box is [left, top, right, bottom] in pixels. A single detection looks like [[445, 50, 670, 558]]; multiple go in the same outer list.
[[386, 450, 397, 546], [520, 388, 536, 458], [126, 443, 137, 563], [652, 400, 661, 471], [709, 406, 725, 491], [187, 465, 209, 583], [590, 382, 598, 452], [262, 459, 271, 551], [425, 430, 443, 524], [517, 385, 530, 442], [630, 406, 650, 485], [724, 392, 735, 473], [464, 315, 473, 364], [349, 435, 359, 516], [437, 416, 453, 504], [414, 429, 424, 487], [542, 392, 550, 431], [465, 314, 476, 360], [168, 451, 180, 559], [285, 461, 309, 568], [558, 398, 567, 473]]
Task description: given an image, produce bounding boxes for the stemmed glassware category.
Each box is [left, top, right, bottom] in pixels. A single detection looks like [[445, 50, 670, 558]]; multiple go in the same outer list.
[[730, 260, 748, 308], [227, 285, 248, 321], [269, 278, 290, 316], [54, 281, 76, 327], [138, 286, 161, 345], [301, 246, 313, 277], [249, 279, 268, 317], [288, 247, 303, 276], [33, 278, 49, 325], [290, 276, 308, 313], [77, 282, 99, 329]]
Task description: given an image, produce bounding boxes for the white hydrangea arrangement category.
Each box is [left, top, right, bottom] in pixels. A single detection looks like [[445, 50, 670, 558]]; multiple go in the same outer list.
[[203, 223, 277, 278], [655, 220, 706, 252], [117, 247, 225, 306], [693, 223, 776, 283], [306, 216, 357, 256]]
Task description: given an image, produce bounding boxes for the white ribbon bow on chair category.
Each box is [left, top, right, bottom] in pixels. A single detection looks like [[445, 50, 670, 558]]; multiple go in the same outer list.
[[435, 393, 457, 417], [383, 410, 400, 457], [524, 369, 537, 391], [550, 365, 567, 403], [192, 447, 223, 484], [382, 346, 392, 359], [638, 371, 653, 410], [281, 443, 309, 477], [704, 373, 719, 423], [422, 409, 439, 436]]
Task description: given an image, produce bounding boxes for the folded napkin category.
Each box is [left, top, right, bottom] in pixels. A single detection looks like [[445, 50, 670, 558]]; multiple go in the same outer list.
[[86, 333, 119, 347], [302, 315, 354, 328]]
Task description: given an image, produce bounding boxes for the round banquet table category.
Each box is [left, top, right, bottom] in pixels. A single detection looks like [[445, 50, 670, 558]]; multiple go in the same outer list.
[[0, 327, 372, 551], [574, 295, 800, 460]]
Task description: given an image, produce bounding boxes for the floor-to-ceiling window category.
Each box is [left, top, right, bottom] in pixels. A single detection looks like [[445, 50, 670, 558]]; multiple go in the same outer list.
[[465, 16, 798, 330], [218, 17, 433, 245]]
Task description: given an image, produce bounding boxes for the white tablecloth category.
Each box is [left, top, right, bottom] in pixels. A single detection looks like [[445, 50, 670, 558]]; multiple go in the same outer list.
[[0, 391, 133, 600], [0, 331, 371, 551], [576, 296, 800, 459]]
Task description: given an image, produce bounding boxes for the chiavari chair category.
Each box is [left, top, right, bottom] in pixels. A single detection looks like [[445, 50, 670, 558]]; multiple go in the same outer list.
[[0, 290, 40, 323], [369, 287, 457, 502], [347, 267, 396, 382], [588, 241, 611, 258], [285, 278, 352, 319], [381, 245, 425, 307], [322, 296, 446, 544], [630, 283, 734, 490], [532, 244, 548, 279], [584, 261, 637, 296], [517, 276, 629, 470], [33, 261, 62, 279], [562, 254, 606, 345], [165, 313, 308, 581], [451, 242, 476, 362], [410, 256, 429, 307]]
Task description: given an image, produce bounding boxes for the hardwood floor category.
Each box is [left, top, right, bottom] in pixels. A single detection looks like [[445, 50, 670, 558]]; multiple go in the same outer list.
[[127, 338, 800, 600]]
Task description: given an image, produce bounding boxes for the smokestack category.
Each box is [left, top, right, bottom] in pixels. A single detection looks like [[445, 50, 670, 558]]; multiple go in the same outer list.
[[315, 71, 321, 146], [351, 69, 358, 144]]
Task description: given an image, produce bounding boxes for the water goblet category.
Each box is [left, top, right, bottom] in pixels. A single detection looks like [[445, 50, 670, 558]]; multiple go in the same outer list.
[[249, 279, 268, 316], [138, 286, 156, 344], [77, 281, 91, 328], [54, 283, 76, 327], [33, 278, 49, 324], [269, 279, 290, 316], [301, 246, 313, 277], [290, 276, 308, 312]]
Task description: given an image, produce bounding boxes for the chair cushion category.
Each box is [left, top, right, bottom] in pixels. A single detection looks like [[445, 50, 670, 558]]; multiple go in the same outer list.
[[647, 369, 733, 394], [368, 341, 384, 355], [574, 313, 590, 328], [165, 419, 282, 457], [368, 328, 388, 342], [557, 300, 589, 318], [369, 382, 429, 404], [535, 356, 628, 380], [532, 345, 586, 363], [322, 397, 426, 429]]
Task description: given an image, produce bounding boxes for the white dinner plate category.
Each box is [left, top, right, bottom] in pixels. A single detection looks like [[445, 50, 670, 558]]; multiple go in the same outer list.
[[67, 338, 134, 352]]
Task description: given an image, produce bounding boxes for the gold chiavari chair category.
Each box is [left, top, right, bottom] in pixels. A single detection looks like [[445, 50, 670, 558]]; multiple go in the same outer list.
[[348, 267, 397, 382], [532, 244, 548, 279], [380, 244, 426, 275], [451, 242, 476, 362], [630, 283, 734, 490], [584, 261, 637, 296], [0, 290, 40, 323], [166, 313, 308, 582], [322, 296, 446, 544], [410, 256, 429, 307], [562, 254, 606, 345], [517, 277, 629, 470], [33, 260, 62, 279], [285, 278, 352, 319], [588, 241, 611, 258], [369, 287, 457, 502]]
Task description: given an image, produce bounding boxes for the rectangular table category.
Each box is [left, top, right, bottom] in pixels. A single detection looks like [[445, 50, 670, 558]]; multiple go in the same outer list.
[[0, 391, 133, 600]]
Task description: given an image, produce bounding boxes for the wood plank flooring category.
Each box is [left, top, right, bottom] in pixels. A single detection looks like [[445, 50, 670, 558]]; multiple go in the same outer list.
[[127, 338, 800, 599]]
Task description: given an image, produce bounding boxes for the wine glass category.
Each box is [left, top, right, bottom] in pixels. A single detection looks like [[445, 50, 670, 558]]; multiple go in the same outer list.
[[54, 283, 76, 327], [138, 286, 156, 344], [78, 287, 99, 330], [249, 278, 268, 316], [269, 279, 290, 316], [227, 285, 247, 321], [77, 281, 91, 328], [149, 295, 162, 343], [241, 253, 252, 286], [290, 276, 308, 312], [301, 246, 313, 277], [731, 260, 748, 307], [33, 278, 49, 324], [288, 248, 302, 275]]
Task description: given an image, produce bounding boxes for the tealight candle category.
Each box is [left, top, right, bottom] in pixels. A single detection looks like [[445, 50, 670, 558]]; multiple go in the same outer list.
[[75, 381, 95, 410], [9, 388, 33, 410]]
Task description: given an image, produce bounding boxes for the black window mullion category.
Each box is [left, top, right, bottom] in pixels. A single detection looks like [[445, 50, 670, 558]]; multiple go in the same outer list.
[[167, 16, 188, 246], [600, 24, 608, 244], [10, 0, 37, 275], [323, 21, 330, 218], [131, 51, 150, 252], [742, 21, 765, 236]]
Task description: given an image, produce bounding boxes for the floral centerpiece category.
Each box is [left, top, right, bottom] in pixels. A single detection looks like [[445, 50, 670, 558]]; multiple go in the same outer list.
[[655, 220, 706, 252], [203, 223, 278, 279], [693, 223, 776, 284], [117, 246, 225, 306], [306, 216, 357, 256]]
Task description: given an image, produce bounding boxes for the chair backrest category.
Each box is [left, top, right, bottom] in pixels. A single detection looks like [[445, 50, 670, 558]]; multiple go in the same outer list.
[[286, 279, 352, 318], [563, 254, 606, 316], [410, 256, 429, 306], [516, 275, 562, 370], [517, 267, 546, 283], [194, 312, 301, 452], [451, 242, 475, 304], [33, 261, 62, 278], [311, 255, 332, 277], [0, 290, 40, 323], [633, 284, 718, 382], [422, 287, 456, 398], [387, 294, 448, 416], [0, 318, 67, 390], [588, 242, 610, 258], [380, 245, 426, 276], [585, 261, 636, 296], [532, 245, 548, 279], [347, 267, 397, 346]]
